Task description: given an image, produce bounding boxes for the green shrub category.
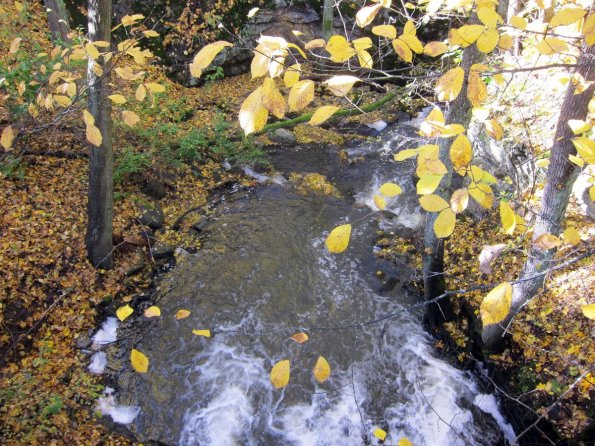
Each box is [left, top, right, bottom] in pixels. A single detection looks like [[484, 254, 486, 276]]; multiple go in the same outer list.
[[114, 148, 150, 184]]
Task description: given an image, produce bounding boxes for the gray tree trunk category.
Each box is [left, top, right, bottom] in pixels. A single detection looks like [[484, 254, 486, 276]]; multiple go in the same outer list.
[[85, 0, 114, 269], [43, 0, 70, 43], [482, 45, 595, 349], [322, 0, 334, 40]]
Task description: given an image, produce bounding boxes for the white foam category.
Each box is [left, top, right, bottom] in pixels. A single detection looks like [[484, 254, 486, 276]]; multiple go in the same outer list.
[[96, 393, 140, 424], [366, 120, 388, 132], [92, 317, 118, 349], [88, 351, 107, 374], [474, 393, 516, 444]]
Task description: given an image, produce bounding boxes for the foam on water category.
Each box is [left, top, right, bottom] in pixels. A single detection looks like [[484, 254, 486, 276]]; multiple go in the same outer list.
[[92, 317, 118, 349]]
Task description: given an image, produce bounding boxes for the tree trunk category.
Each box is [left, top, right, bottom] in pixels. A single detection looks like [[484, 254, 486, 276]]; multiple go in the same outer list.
[[322, 0, 334, 40], [85, 0, 113, 269], [482, 45, 595, 349], [44, 0, 70, 43]]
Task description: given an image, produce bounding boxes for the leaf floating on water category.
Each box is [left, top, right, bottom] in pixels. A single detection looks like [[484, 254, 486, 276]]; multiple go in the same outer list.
[[144, 306, 161, 318], [192, 329, 211, 337], [313, 356, 331, 383], [270, 359, 290, 389], [175, 309, 191, 320], [398, 438, 413, 446], [325, 224, 351, 254], [373, 427, 387, 440], [290, 332, 309, 343], [131, 349, 149, 373], [116, 304, 133, 321]]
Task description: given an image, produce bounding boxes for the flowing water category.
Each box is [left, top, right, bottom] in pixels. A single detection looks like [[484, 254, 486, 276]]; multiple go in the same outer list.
[[102, 123, 514, 445]]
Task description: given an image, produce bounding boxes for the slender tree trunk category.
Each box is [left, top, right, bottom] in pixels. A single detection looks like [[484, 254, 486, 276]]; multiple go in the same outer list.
[[322, 0, 334, 40], [44, 0, 70, 43], [85, 0, 113, 269], [482, 46, 595, 349]]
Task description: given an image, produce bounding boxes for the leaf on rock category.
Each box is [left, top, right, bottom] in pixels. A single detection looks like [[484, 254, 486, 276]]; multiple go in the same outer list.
[[131, 349, 149, 373], [373, 428, 387, 440], [374, 194, 387, 210], [192, 329, 211, 337], [175, 309, 191, 319], [270, 359, 290, 389], [144, 306, 161, 318], [116, 304, 133, 321], [325, 224, 352, 254], [379, 182, 402, 197], [313, 356, 331, 383], [290, 332, 309, 343]]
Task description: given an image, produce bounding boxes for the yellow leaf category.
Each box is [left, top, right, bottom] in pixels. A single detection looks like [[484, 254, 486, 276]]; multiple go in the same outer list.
[[398, 438, 413, 446], [469, 165, 484, 182], [326, 35, 356, 62], [85, 43, 100, 60], [325, 224, 352, 254], [143, 30, 159, 37], [480, 282, 512, 326], [374, 194, 386, 209], [116, 304, 133, 321], [192, 329, 211, 337], [356, 4, 382, 28], [9, 37, 22, 54], [144, 306, 161, 318], [435, 67, 464, 102], [572, 137, 595, 163], [357, 49, 373, 69], [262, 78, 287, 119], [590, 185, 595, 201], [583, 13, 595, 46], [537, 38, 568, 55], [510, 15, 527, 30], [417, 174, 444, 195], [424, 41, 449, 57], [313, 356, 331, 383], [324, 75, 359, 97], [426, 158, 448, 174], [562, 227, 581, 246], [403, 20, 416, 36], [498, 33, 513, 50], [191, 41, 232, 75], [86, 124, 102, 147], [175, 309, 191, 319], [288, 80, 315, 111], [239, 87, 269, 135], [373, 428, 387, 441], [568, 119, 592, 135], [145, 83, 165, 93], [284, 64, 301, 88], [434, 208, 456, 238], [135, 84, 146, 102], [247, 7, 259, 18], [250, 45, 269, 79], [270, 359, 290, 389], [305, 38, 326, 50], [419, 194, 449, 212], [53, 95, 72, 107], [290, 332, 309, 343], [485, 120, 503, 141], [392, 39, 413, 63], [535, 158, 549, 168], [379, 182, 402, 197], [14, 1, 23, 12], [121, 14, 144, 26], [478, 6, 501, 28], [450, 188, 469, 213], [549, 8, 586, 28], [457, 25, 486, 46], [1, 126, 17, 150], [533, 233, 562, 250], [400, 34, 424, 54], [122, 110, 140, 126], [83, 110, 95, 126], [310, 105, 339, 126], [426, 107, 445, 124], [268, 49, 286, 78], [372, 25, 397, 39], [353, 37, 373, 52], [500, 201, 516, 235], [108, 94, 127, 104], [450, 134, 472, 169], [131, 349, 149, 373], [394, 148, 420, 161], [476, 28, 500, 53], [582, 304, 595, 320], [467, 71, 487, 106]]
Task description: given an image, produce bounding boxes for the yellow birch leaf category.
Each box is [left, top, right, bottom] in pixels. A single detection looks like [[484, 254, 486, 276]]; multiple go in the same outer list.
[[478, 6, 501, 28], [144, 306, 161, 318], [326, 35, 356, 62], [135, 84, 146, 102], [143, 30, 159, 37], [467, 71, 487, 106], [9, 37, 22, 53], [262, 78, 287, 119], [485, 120, 503, 140], [86, 124, 102, 147], [131, 349, 149, 373], [310, 105, 339, 126], [325, 224, 351, 254], [373, 428, 387, 441], [572, 137, 595, 163], [434, 208, 456, 238], [290, 332, 309, 343], [514, 214, 526, 233], [476, 28, 500, 53], [353, 37, 373, 52], [536, 159, 549, 168], [122, 110, 140, 126], [239, 87, 269, 135], [53, 95, 72, 107], [426, 158, 448, 174], [435, 67, 464, 102], [568, 119, 592, 135], [398, 438, 413, 446], [83, 110, 95, 126], [537, 38, 568, 55], [426, 107, 445, 124], [1, 126, 17, 150], [498, 33, 513, 50], [379, 182, 402, 197], [250, 45, 270, 78], [562, 227, 581, 245], [549, 8, 586, 28], [392, 39, 413, 63], [394, 148, 420, 161], [268, 50, 286, 78], [313, 356, 331, 383], [85, 43, 100, 60], [400, 34, 424, 54], [417, 174, 444, 195], [480, 282, 512, 326], [450, 134, 472, 169], [270, 359, 290, 389], [457, 25, 486, 46], [116, 304, 133, 321], [284, 64, 301, 88], [305, 38, 326, 50], [403, 20, 416, 36], [500, 201, 516, 235], [324, 75, 360, 97], [175, 309, 191, 319], [288, 80, 315, 111], [590, 185, 595, 201], [419, 194, 449, 212], [145, 83, 165, 93], [450, 188, 469, 213], [581, 304, 595, 320], [372, 25, 397, 39], [583, 13, 595, 46], [192, 41, 232, 73], [374, 194, 387, 209], [357, 49, 373, 68], [108, 94, 127, 104], [356, 4, 382, 28], [533, 233, 562, 250], [510, 15, 527, 30], [192, 329, 211, 337], [469, 165, 484, 182], [424, 41, 449, 56]]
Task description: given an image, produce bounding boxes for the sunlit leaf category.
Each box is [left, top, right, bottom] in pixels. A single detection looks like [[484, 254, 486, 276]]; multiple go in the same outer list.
[[122, 110, 140, 126], [143, 30, 159, 38], [357, 49, 373, 68], [86, 124, 102, 147], [392, 39, 413, 63], [313, 356, 331, 383], [583, 13, 595, 46], [373, 427, 387, 441], [569, 155, 584, 167], [450, 188, 469, 213], [499, 201, 516, 235], [116, 304, 134, 321], [400, 34, 424, 54], [480, 282, 512, 326], [398, 438, 413, 446], [549, 8, 586, 28], [417, 174, 444, 195], [175, 309, 191, 319], [424, 41, 449, 56], [434, 208, 456, 238], [191, 41, 232, 77], [145, 82, 165, 93], [478, 6, 501, 28], [284, 64, 301, 88], [379, 182, 402, 197], [1, 126, 16, 150], [510, 15, 527, 30], [262, 78, 287, 119], [533, 233, 562, 250], [290, 332, 309, 343], [479, 243, 507, 274], [144, 306, 161, 318], [485, 120, 503, 141], [582, 304, 595, 320], [247, 7, 259, 18], [572, 137, 595, 163], [326, 35, 355, 62], [467, 71, 487, 106], [310, 105, 339, 126], [450, 134, 472, 169], [85, 43, 100, 60], [476, 28, 499, 53], [457, 25, 486, 46], [356, 4, 382, 28], [372, 25, 397, 39], [498, 33, 513, 50], [562, 227, 581, 246], [394, 148, 419, 161], [374, 194, 387, 209], [325, 224, 351, 254], [537, 38, 568, 55], [270, 359, 290, 389], [324, 75, 360, 97], [288, 80, 314, 111], [192, 329, 211, 337], [239, 87, 269, 135], [108, 94, 127, 104], [435, 67, 464, 102], [568, 119, 592, 135], [419, 194, 449, 212], [131, 349, 149, 373]]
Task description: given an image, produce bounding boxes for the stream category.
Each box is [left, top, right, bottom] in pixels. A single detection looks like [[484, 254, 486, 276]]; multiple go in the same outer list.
[[95, 121, 515, 445]]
